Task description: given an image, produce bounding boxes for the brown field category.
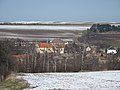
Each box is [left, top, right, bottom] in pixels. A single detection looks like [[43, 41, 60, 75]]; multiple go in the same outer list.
[[86, 33, 120, 46], [0, 29, 83, 40]]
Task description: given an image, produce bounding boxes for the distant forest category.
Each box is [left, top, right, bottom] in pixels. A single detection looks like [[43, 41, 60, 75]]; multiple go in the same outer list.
[[0, 22, 91, 26], [88, 24, 120, 32]]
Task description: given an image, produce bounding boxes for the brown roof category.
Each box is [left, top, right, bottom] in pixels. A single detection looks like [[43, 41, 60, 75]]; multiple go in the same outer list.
[[51, 38, 64, 43]]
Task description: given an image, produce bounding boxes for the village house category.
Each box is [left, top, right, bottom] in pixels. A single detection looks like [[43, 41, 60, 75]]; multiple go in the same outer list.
[[35, 42, 54, 53], [13, 54, 26, 62], [12, 54, 35, 72], [107, 46, 117, 55], [14, 39, 28, 47], [50, 38, 65, 54], [98, 52, 108, 64], [12, 54, 27, 72], [85, 46, 97, 54], [86, 46, 92, 52], [62, 39, 74, 45]]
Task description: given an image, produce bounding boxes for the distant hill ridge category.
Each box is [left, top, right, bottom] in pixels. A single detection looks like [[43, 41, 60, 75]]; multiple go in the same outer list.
[[0, 21, 120, 26], [0, 21, 92, 26]]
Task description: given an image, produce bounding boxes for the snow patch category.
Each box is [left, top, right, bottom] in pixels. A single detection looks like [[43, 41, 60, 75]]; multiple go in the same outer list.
[[0, 25, 90, 30]]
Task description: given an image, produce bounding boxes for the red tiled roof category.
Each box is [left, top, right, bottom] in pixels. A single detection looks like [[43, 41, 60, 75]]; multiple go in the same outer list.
[[39, 42, 53, 48]]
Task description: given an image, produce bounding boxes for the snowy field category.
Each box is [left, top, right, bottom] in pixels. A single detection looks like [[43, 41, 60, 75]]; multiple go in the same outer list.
[[0, 25, 90, 30], [17, 71, 120, 90], [0, 25, 86, 40]]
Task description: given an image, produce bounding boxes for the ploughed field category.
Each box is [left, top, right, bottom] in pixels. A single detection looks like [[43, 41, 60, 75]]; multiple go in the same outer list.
[[0, 29, 82, 40]]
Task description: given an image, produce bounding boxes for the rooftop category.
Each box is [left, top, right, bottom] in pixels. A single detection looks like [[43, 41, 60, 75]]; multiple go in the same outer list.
[[39, 42, 53, 48], [51, 38, 64, 43]]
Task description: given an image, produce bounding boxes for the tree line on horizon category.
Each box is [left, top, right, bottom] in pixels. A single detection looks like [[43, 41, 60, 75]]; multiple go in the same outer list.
[[88, 24, 120, 32]]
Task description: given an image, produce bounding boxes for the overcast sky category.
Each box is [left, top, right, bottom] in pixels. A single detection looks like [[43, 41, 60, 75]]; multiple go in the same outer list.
[[0, 0, 120, 22]]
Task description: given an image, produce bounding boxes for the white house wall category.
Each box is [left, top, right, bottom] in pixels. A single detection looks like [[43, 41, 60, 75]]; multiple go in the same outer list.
[[107, 50, 117, 54]]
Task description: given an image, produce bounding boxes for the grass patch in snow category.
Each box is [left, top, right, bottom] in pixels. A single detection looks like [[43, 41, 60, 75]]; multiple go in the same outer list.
[[0, 79, 29, 90]]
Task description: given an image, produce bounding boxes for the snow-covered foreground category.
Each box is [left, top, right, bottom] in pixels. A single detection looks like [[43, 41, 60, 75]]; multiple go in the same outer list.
[[17, 71, 120, 90]]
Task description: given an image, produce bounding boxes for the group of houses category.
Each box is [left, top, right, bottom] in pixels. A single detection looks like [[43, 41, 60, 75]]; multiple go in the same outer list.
[[35, 38, 75, 54], [10, 38, 119, 72], [12, 38, 77, 64], [85, 45, 118, 64], [11, 38, 82, 72], [86, 45, 117, 54]]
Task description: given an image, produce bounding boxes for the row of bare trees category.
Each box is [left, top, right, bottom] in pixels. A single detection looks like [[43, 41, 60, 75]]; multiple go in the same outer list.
[[0, 41, 15, 81], [16, 52, 82, 72]]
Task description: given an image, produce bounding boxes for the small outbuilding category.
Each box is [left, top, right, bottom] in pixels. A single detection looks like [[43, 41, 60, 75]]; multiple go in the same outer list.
[[107, 46, 117, 54]]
